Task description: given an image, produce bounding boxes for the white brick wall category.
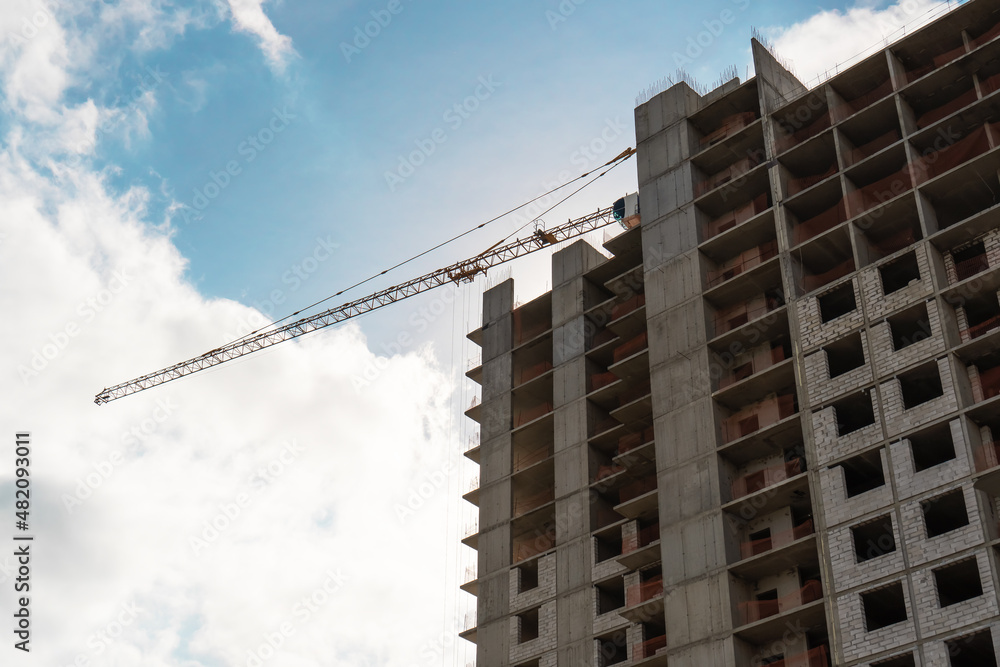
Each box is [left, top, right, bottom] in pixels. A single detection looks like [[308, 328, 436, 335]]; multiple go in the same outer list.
[[796, 278, 865, 353], [898, 483, 984, 568], [828, 512, 905, 594], [812, 397, 885, 465], [804, 335, 873, 406], [837, 578, 918, 662], [868, 299, 946, 379], [509, 553, 556, 612], [819, 449, 894, 528], [889, 419, 971, 501], [860, 244, 934, 322], [880, 357, 959, 437], [921, 621, 1000, 666], [912, 550, 998, 637], [508, 600, 557, 664]]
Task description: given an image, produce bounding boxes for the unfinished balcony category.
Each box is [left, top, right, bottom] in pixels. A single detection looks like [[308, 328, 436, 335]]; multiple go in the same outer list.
[[829, 55, 893, 123], [958, 290, 1000, 342], [719, 391, 798, 446], [791, 227, 855, 297], [512, 337, 553, 389], [733, 574, 824, 640], [774, 90, 831, 155], [968, 354, 1000, 406], [838, 96, 902, 168], [853, 195, 922, 266], [730, 456, 806, 501], [786, 179, 847, 247], [700, 173, 772, 241], [896, 23, 967, 85], [739, 579, 823, 625], [945, 235, 998, 286], [738, 644, 831, 667], [620, 566, 664, 624], [705, 239, 778, 290], [512, 294, 552, 348], [512, 515, 557, 564], [512, 473, 555, 520], [616, 518, 660, 571], [512, 381, 554, 430], [710, 290, 785, 340], [715, 338, 791, 393], [690, 82, 760, 153], [920, 136, 1000, 234], [843, 143, 914, 219], [630, 627, 668, 666], [693, 150, 766, 200], [614, 474, 658, 521]]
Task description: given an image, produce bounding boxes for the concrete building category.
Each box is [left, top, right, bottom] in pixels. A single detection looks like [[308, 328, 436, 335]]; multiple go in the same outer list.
[[461, 1, 1000, 664]]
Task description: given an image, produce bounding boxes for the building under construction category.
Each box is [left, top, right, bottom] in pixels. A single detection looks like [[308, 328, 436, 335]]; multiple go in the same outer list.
[[461, 0, 1000, 664]]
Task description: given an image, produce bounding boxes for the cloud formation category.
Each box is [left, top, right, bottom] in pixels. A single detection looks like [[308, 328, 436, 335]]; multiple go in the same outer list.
[[225, 0, 298, 74]]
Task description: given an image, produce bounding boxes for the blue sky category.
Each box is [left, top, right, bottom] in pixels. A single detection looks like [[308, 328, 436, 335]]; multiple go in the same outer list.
[[0, 1, 963, 665]]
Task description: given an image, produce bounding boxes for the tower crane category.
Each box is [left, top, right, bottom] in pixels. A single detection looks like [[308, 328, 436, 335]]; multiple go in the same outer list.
[[95, 152, 639, 405]]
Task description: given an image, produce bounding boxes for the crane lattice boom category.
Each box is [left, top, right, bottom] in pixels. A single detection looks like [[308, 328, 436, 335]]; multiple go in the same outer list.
[[95, 201, 632, 404]]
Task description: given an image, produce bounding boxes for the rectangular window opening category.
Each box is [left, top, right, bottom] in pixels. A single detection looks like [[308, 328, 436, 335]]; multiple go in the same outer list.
[[908, 422, 956, 471], [879, 251, 921, 295], [861, 582, 907, 631], [517, 607, 540, 643], [921, 488, 969, 538], [596, 577, 625, 615], [819, 282, 857, 323], [899, 363, 944, 409], [831, 391, 877, 436], [824, 332, 866, 377], [946, 629, 998, 667], [517, 559, 539, 593], [852, 516, 896, 562], [596, 631, 629, 666], [888, 302, 932, 351], [934, 558, 983, 607], [838, 449, 886, 497]]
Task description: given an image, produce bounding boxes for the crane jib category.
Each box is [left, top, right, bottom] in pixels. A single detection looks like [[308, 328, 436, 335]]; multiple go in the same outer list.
[[95, 195, 637, 404]]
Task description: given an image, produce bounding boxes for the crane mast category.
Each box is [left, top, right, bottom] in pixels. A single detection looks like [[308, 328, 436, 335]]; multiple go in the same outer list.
[[95, 190, 638, 405]]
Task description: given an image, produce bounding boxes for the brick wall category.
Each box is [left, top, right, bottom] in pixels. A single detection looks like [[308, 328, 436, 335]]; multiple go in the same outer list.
[[509, 553, 556, 612], [879, 357, 959, 437], [796, 278, 865, 353], [860, 244, 934, 322], [889, 419, 971, 501], [818, 449, 893, 528], [811, 398, 885, 465], [836, 577, 918, 661], [897, 483, 984, 568], [868, 299, 945, 378], [803, 335, 873, 405]]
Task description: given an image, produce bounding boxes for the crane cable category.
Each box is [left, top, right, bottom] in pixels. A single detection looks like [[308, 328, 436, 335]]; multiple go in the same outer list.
[[229, 147, 635, 345]]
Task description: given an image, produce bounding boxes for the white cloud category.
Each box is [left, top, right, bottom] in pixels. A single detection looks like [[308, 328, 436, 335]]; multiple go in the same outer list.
[[225, 0, 298, 75], [0, 4, 473, 667], [761, 0, 957, 86]]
